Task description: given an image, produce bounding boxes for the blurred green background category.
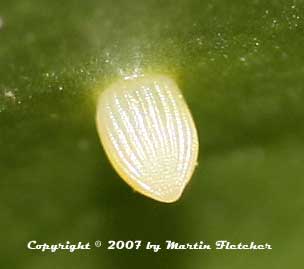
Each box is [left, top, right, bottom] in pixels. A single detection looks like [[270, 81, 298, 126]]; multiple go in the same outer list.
[[0, 0, 303, 268]]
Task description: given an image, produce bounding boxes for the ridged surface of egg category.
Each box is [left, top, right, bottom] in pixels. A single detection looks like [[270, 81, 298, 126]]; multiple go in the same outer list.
[[96, 74, 199, 203]]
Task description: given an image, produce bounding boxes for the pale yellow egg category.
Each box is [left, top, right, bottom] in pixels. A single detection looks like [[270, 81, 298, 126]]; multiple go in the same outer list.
[[96, 74, 199, 203]]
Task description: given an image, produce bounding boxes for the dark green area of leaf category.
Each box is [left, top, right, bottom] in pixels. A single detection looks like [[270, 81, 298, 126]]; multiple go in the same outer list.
[[0, 0, 303, 268]]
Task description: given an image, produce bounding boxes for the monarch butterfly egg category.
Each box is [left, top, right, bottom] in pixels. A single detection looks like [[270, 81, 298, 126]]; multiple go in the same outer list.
[[96, 74, 199, 203]]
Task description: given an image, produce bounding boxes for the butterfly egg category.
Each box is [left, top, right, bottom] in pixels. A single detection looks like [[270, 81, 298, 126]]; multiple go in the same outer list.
[[96, 74, 199, 203]]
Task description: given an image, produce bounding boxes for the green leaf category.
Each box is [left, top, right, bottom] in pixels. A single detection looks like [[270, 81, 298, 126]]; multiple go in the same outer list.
[[0, 0, 303, 268]]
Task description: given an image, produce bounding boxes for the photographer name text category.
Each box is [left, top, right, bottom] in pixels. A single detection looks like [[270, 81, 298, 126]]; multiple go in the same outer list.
[[27, 240, 272, 253]]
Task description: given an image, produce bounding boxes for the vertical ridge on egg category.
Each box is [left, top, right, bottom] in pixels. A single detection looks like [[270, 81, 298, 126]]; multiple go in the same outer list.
[[96, 74, 199, 203]]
